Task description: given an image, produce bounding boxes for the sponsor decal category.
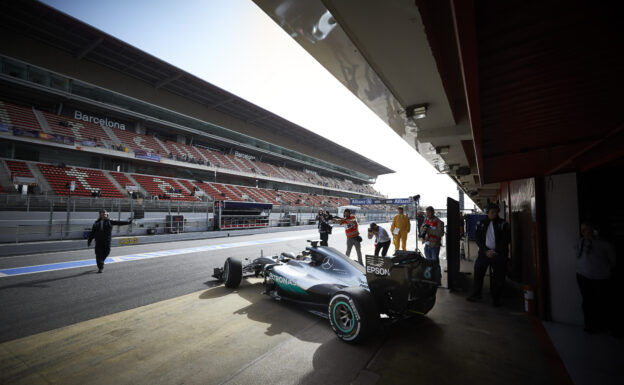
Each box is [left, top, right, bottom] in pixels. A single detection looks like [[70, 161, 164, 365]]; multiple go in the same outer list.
[[366, 265, 390, 276], [269, 272, 297, 287], [348, 298, 361, 320], [119, 237, 139, 246]]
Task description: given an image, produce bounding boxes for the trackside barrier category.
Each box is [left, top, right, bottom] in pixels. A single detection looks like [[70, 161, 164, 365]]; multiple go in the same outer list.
[[0, 194, 394, 243]]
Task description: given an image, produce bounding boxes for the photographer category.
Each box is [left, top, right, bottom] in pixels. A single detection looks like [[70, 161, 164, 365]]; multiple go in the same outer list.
[[419, 206, 445, 283], [333, 209, 363, 264], [368, 222, 391, 257], [316, 209, 333, 246]]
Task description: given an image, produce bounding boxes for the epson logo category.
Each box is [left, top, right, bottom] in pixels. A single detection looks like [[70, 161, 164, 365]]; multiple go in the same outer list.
[[366, 265, 390, 276], [74, 110, 126, 130]]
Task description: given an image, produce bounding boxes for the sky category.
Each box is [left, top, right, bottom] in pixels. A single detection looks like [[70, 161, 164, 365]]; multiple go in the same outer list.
[[42, 0, 475, 209]]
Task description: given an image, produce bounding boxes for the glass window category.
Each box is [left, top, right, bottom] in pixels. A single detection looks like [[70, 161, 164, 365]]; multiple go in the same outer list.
[[2, 58, 26, 79], [28, 67, 49, 86], [49, 74, 69, 92]]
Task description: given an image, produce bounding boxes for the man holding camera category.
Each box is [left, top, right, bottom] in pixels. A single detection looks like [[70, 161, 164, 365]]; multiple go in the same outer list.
[[420, 206, 444, 283], [316, 208, 333, 246], [333, 209, 363, 264], [368, 222, 391, 257]]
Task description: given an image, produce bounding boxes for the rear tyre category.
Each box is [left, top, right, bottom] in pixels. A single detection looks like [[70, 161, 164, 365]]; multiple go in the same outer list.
[[223, 257, 242, 288], [328, 287, 378, 343]]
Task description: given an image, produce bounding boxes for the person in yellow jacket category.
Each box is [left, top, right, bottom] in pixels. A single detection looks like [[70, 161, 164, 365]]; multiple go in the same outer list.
[[391, 206, 411, 251]]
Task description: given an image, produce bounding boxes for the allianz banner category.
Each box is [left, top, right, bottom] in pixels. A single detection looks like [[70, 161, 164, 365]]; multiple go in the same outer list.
[[349, 198, 411, 205]]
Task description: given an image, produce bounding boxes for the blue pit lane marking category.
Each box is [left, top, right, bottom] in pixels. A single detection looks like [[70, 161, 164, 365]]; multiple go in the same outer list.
[[0, 234, 313, 278]]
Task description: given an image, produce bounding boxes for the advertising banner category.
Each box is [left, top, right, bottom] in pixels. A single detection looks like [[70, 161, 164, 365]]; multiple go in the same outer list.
[[349, 198, 412, 205], [134, 149, 160, 162], [12, 127, 74, 145]]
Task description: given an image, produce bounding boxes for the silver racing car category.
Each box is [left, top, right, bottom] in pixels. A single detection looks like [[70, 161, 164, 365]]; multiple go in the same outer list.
[[213, 240, 439, 343]]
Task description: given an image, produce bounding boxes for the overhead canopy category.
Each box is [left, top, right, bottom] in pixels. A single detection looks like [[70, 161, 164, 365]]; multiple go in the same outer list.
[[254, 0, 624, 208], [455, 0, 624, 183]]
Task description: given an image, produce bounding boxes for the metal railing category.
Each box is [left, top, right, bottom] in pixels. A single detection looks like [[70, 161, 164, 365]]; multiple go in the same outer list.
[[0, 193, 213, 213], [0, 194, 395, 243]]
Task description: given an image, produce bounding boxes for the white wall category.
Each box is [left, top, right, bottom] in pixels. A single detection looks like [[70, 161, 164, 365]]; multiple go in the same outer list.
[[545, 173, 583, 325]]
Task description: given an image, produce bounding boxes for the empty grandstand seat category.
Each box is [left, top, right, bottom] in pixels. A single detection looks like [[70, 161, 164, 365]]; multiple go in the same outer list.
[[195, 182, 223, 201], [111, 128, 163, 154], [5, 160, 34, 178], [214, 183, 243, 201], [131, 174, 198, 201], [41, 111, 112, 146], [0, 101, 42, 131], [162, 140, 205, 162], [38, 164, 125, 198]]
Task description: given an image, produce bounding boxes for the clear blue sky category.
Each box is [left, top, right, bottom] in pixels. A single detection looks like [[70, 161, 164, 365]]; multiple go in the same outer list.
[[42, 0, 474, 209]]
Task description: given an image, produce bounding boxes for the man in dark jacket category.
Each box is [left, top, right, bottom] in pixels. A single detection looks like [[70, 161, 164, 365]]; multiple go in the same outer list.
[[88, 209, 132, 273], [316, 209, 333, 246], [467, 203, 511, 306]]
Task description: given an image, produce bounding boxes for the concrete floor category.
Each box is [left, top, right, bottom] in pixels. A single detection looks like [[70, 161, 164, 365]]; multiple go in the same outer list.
[[0, 277, 555, 385], [0, 236, 559, 385], [543, 321, 624, 385]]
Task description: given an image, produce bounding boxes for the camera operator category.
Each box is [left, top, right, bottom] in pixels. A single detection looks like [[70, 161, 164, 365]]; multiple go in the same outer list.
[[316, 208, 333, 246], [332, 209, 363, 264], [368, 222, 391, 257], [420, 206, 445, 283]]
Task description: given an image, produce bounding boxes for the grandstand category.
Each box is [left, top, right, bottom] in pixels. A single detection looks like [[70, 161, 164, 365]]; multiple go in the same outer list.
[[0, 1, 394, 241], [0, 97, 384, 200]]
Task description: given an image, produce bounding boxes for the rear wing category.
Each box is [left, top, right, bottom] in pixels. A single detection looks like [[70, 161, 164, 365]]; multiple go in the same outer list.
[[365, 250, 439, 315]]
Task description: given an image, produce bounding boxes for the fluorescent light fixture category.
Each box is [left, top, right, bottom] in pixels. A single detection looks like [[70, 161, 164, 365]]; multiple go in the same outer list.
[[406, 104, 427, 120]]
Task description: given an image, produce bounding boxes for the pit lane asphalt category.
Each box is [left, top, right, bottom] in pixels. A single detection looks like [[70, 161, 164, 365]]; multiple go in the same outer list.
[[0, 226, 397, 343]]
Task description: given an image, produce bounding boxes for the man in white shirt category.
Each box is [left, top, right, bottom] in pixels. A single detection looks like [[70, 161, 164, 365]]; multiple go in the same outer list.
[[368, 223, 391, 257], [467, 203, 511, 306]]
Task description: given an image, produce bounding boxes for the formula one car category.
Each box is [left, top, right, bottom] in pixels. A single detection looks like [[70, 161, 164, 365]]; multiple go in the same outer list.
[[212, 241, 439, 343]]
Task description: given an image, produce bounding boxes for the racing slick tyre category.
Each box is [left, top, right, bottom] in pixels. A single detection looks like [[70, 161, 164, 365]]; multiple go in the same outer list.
[[223, 257, 243, 288], [328, 287, 378, 343]]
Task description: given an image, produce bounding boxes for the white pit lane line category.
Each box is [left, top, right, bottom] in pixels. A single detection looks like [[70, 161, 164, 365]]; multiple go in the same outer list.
[[0, 234, 315, 278]]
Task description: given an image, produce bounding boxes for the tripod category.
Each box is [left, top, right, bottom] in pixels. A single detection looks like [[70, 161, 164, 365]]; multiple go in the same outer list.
[[412, 195, 421, 252]]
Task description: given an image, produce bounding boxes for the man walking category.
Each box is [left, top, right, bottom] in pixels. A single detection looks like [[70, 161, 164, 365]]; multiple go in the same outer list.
[[87, 209, 133, 273], [391, 207, 411, 252], [333, 209, 363, 264], [467, 203, 511, 306], [419, 206, 445, 283]]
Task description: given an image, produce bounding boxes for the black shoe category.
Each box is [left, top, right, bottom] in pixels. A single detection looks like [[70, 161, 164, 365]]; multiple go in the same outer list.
[[97, 268, 103, 273], [466, 294, 482, 302]]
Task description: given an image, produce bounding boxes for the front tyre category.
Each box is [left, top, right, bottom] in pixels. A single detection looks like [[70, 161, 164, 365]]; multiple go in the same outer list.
[[328, 287, 378, 343], [222, 257, 242, 288]]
